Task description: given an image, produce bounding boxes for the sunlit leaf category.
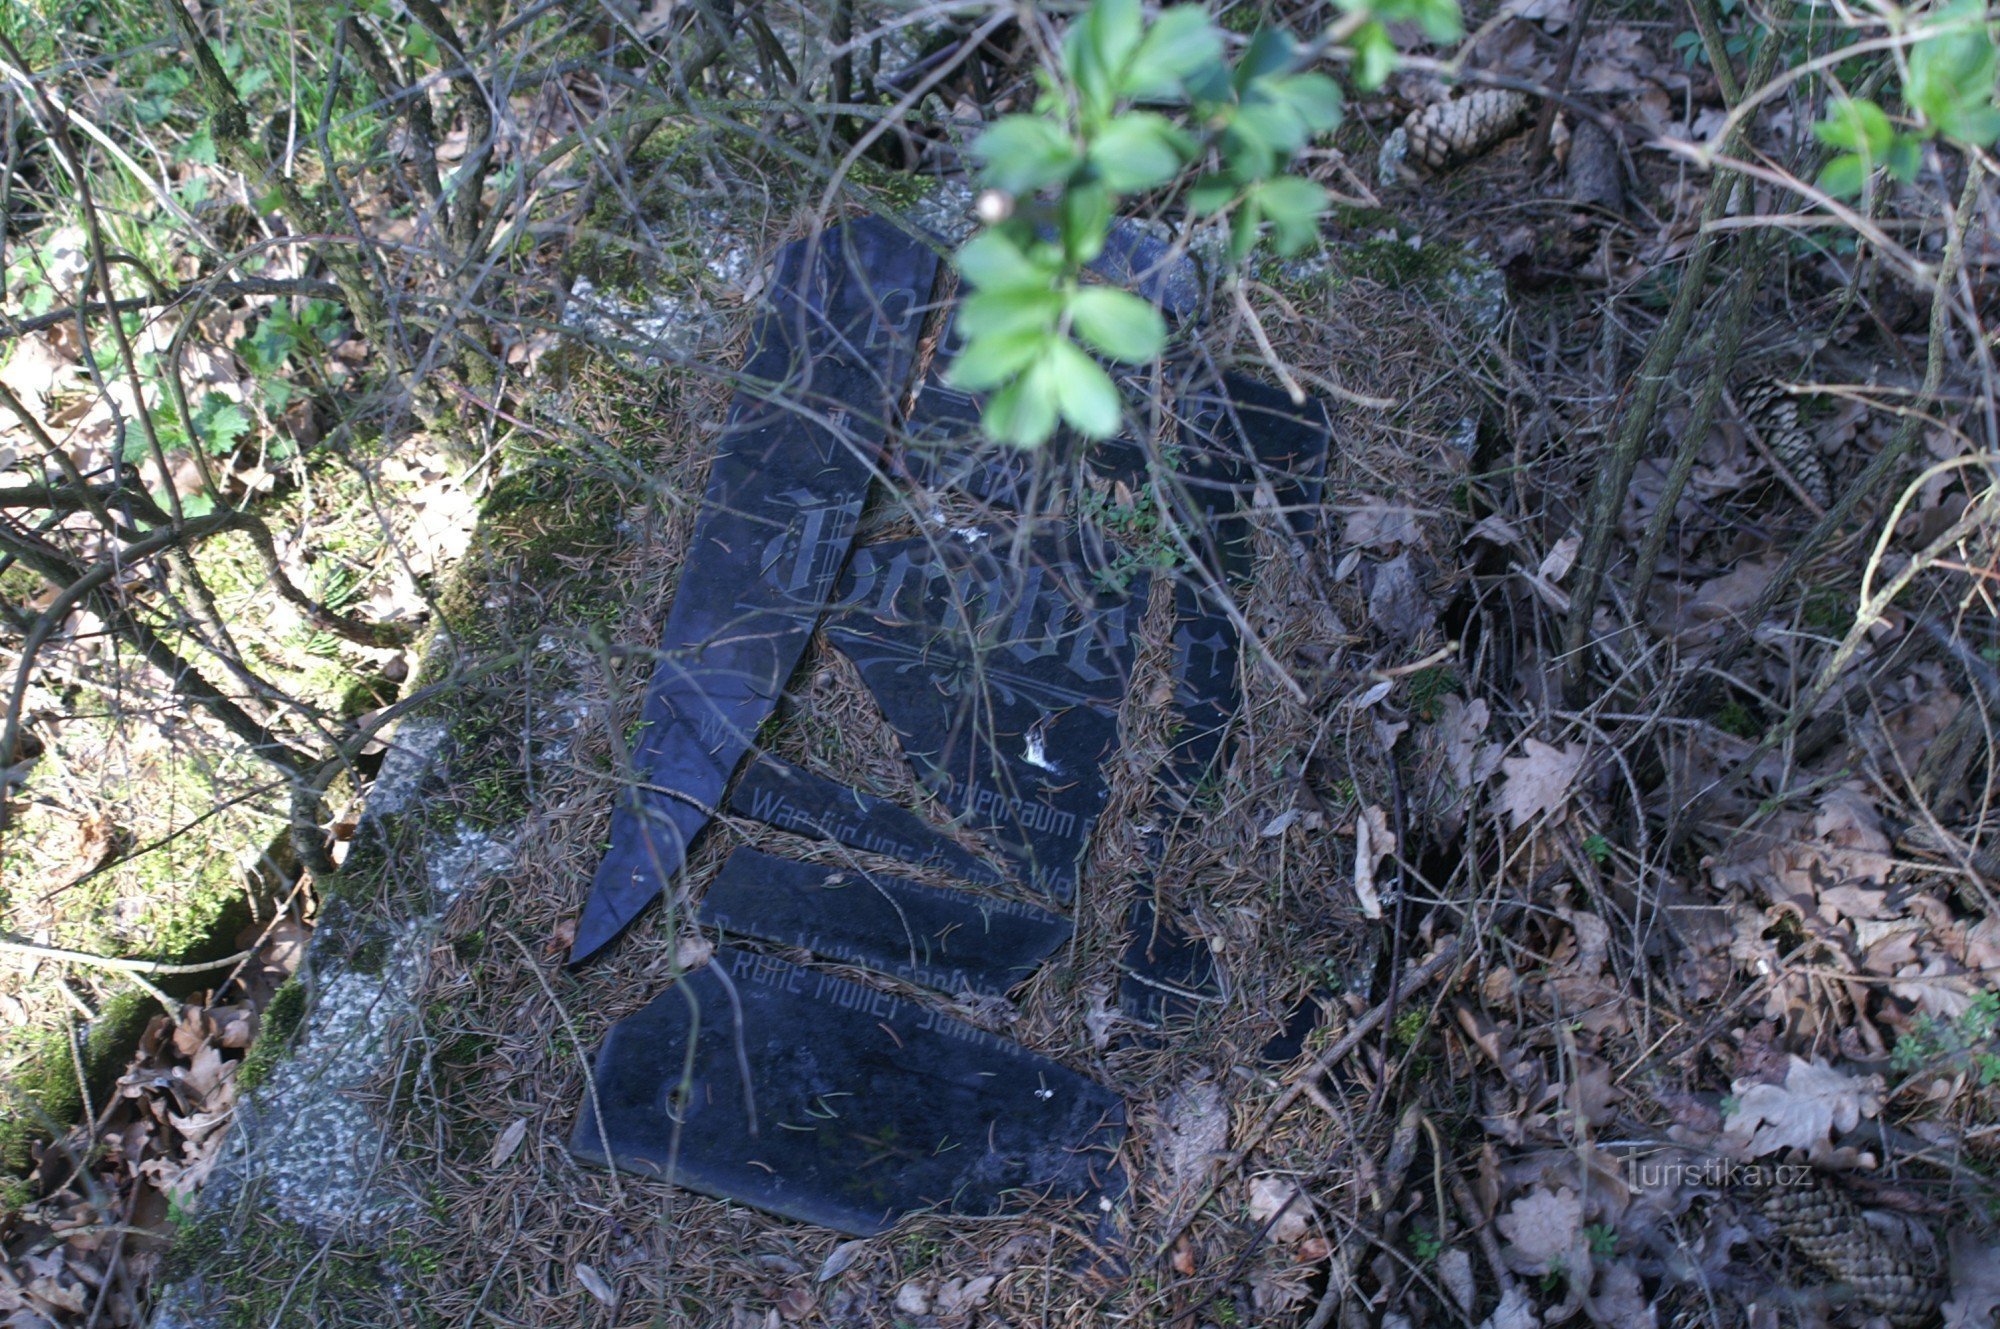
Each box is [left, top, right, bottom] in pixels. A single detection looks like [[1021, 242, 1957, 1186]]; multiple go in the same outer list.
[[1049, 337, 1123, 437], [1068, 285, 1166, 363], [1087, 112, 1194, 190], [1123, 6, 1224, 100], [972, 116, 1081, 194]]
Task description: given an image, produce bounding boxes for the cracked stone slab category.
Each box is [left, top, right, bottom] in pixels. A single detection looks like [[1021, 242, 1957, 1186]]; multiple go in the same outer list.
[[570, 946, 1125, 1236], [698, 847, 1070, 997], [823, 528, 1146, 902], [184, 722, 517, 1234], [728, 755, 1006, 887], [572, 217, 939, 962]]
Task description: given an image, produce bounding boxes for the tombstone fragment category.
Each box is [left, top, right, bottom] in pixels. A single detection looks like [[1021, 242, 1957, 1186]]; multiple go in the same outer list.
[[699, 847, 1071, 997], [729, 756, 1007, 887], [571, 947, 1127, 1235], [824, 529, 1146, 901], [571, 220, 938, 963], [1118, 893, 1224, 1025], [1113, 372, 1334, 1026]]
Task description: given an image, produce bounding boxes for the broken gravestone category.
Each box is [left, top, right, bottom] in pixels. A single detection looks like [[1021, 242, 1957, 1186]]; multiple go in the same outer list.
[[569, 216, 1333, 1237]]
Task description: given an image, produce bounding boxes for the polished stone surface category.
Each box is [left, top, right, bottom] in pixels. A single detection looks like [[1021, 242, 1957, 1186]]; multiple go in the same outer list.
[[571, 220, 938, 963], [824, 529, 1146, 902], [570, 947, 1126, 1235], [698, 847, 1071, 997], [728, 756, 1006, 887]]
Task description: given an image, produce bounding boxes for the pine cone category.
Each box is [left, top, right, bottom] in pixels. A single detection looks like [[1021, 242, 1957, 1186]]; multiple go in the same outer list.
[[1398, 90, 1535, 173], [1758, 1173, 1940, 1328], [1737, 379, 1831, 506]]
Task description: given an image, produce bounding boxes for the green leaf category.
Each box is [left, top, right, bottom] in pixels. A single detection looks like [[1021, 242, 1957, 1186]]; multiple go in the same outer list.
[[1266, 72, 1343, 134], [985, 354, 1061, 447], [1066, 0, 1145, 122], [949, 325, 1055, 391], [1068, 285, 1166, 363], [1252, 174, 1328, 254], [177, 128, 218, 166], [957, 283, 1064, 341], [1087, 112, 1194, 190], [1812, 96, 1893, 156], [955, 229, 1053, 293], [1060, 181, 1113, 263], [1234, 27, 1298, 88], [1123, 6, 1224, 100], [1228, 197, 1263, 263], [1187, 173, 1238, 214], [1350, 21, 1398, 92], [1049, 337, 1123, 438], [1886, 134, 1923, 182], [1817, 152, 1867, 199], [1224, 100, 1298, 176], [193, 393, 251, 455], [1909, 0, 2000, 146], [972, 116, 1081, 194], [1354, 0, 1463, 42]]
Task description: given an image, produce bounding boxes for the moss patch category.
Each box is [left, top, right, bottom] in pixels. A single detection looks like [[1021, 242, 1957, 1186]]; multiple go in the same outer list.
[[237, 978, 306, 1093], [0, 990, 158, 1174]]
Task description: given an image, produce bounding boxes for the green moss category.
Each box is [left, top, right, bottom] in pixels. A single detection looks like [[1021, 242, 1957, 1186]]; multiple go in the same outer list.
[[1803, 589, 1853, 633], [1714, 699, 1762, 739], [169, 1208, 417, 1329], [1342, 235, 1473, 288], [238, 978, 306, 1093], [848, 156, 933, 211], [0, 990, 159, 1172]]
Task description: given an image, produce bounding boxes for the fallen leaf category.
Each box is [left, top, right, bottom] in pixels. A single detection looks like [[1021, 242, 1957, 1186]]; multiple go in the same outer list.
[[1497, 739, 1589, 828], [1261, 807, 1302, 837], [1353, 804, 1393, 919], [1345, 500, 1423, 550], [487, 1117, 529, 1167], [1944, 1229, 2000, 1328], [1722, 1056, 1884, 1158], [1440, 696, 1502, 788], [575, 1263, 617, 1308], [816, 1239, 867, 1283], [1438, 1247, 1476, 1311], [1497, 1185, 1582, 1272], [1687, 558, 1780, 622], [1368, 553, 1436, 642], [936, 1275, 996, 1314], [1589, 1263, 1657, 1329], [1538, 532, 1582, 583], [1247, 1175, 1315, 1243], [1481, 1285, 1541, 1329]]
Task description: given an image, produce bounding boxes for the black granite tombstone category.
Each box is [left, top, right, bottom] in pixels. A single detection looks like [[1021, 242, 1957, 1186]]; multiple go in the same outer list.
[[698, 847, 1071, 997], [728, 756, 1007, 887], [571, 946, 1126, 1235], [823, 529, 1146, 902], [571, 219, 938, 963]]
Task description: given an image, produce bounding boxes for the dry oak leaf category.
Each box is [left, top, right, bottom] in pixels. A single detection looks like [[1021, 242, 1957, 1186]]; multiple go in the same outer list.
[[1247, 1175, 1315, 1244], [1588, 1263, 1657, 1329], [1345, 499, 1423, 550], [1481, 1286, 1541, 1329], [1497, 1185, 1583, 1272], [1944, 1229, 2000, 1328], [1722, 1055, 1884, 1158], [1353, 803, 1394, 920], [1497, 739, 1589, 827]]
